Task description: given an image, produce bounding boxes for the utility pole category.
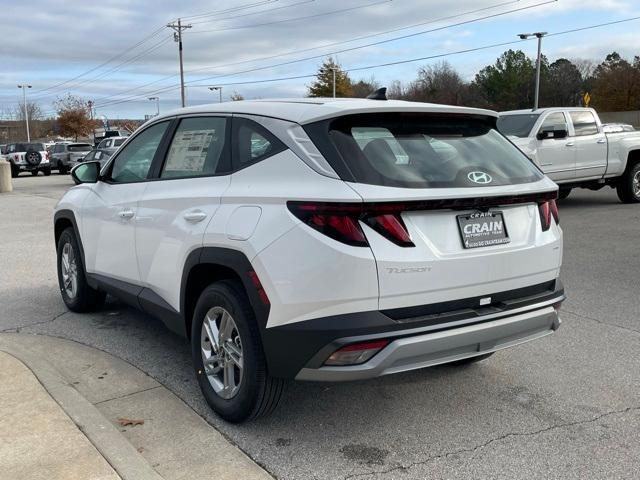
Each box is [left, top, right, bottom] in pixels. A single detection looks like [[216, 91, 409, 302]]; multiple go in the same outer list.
[[167, 19, 192, 108], [148, 97, 160, 116], [208, 87, 223, 103], [17, 84, 32, 142], [518, 32, 547, 110]]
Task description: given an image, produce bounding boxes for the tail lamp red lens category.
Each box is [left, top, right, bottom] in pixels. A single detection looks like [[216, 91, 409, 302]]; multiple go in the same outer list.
[[324, 339, 389, 366], [538, 199, 559, 231], [287, 202, 414, 248]]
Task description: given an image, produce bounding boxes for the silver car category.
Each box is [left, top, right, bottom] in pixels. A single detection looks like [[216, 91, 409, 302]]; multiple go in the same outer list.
[[50, 143, 93, 174]]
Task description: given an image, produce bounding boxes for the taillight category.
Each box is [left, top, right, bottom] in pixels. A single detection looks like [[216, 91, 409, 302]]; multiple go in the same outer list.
[[324, 340, 389, 366], [364, 214, 413, 247], [287, 202, 414, 247], [538, 199, 559, 231]]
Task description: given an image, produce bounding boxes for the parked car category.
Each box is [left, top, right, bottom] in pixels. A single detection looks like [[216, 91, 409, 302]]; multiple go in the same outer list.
[[5, 142, 51, 177], [50, 142, 93, 174], [94, 130, 131, 148], [0, 144, 7, 161], [55, 97, 564, 422], [498, 108, 640, 202], [96, 136, 128, 154], [79, 149, 113, 168]]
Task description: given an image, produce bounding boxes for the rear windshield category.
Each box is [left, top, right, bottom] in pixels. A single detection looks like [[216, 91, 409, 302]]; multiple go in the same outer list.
[[307, 113, 543, 189], [496, 114, 540, 138], [15, 143, 45, 152], [68, 143, 92, 152]]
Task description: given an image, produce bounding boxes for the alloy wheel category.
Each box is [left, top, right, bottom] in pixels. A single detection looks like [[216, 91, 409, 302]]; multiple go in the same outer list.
[[633, 170, 640, 198], [60, 242, 78, 299], [200, 307, 244, 399]]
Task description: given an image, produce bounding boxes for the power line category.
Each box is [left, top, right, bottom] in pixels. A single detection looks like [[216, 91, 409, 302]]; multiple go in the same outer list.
[[94, 14, 640, 108], [179, 0, 278, 21], [188, 0, 315, 26], [90, 1, 517, 104], [32, 36, 174, 101], [28, 3, 278, 100], [92, 0, 538, 107], [30, 26, 167, 98], [189, 0, 392, 34]]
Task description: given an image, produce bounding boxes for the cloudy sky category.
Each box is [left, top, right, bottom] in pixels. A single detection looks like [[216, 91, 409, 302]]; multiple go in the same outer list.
[[1, 0, 639, 119]]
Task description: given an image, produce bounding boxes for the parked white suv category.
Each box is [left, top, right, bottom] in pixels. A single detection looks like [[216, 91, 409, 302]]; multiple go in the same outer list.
[[54, 96, 564, 422]]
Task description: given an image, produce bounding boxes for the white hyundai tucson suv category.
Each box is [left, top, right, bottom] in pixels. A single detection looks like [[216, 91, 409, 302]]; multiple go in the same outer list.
[[54, 95, 564, 422]]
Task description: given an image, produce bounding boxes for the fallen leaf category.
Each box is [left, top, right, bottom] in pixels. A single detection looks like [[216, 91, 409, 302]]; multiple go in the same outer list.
[[117, 417, 144, 427]]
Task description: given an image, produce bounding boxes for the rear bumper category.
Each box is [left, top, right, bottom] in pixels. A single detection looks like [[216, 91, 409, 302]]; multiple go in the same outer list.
[[296, 304, 560, 381], [262, 280, 564, 380]]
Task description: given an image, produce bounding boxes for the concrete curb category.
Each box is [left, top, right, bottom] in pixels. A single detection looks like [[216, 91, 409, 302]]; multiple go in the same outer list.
[[0, 336, 163, 480], [0, 332, 273, 480]]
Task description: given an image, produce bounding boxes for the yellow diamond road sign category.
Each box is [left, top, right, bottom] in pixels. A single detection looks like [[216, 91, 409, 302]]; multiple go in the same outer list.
[[583, 92, 591, 107]]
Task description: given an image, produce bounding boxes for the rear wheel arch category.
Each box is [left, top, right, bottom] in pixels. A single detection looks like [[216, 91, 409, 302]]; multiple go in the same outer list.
[[626, 149, 640, 170], [181, 248, 269, 340]]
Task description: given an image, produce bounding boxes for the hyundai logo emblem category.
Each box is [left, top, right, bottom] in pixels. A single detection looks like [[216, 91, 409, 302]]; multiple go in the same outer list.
[[467, 171, 493, 184]]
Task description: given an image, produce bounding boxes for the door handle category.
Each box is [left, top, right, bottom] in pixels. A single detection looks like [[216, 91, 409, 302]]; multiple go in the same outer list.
[[183, 210, 208, 223], [565, 142, 575, 147], [597, 138, 606, 144], [118, 209, 135, 220]]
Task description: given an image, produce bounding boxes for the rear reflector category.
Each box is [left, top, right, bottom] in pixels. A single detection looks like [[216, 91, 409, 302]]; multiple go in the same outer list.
[[538, 199, 559, 231], [247, 270, 270, 306], [324, 340, 389, 366]]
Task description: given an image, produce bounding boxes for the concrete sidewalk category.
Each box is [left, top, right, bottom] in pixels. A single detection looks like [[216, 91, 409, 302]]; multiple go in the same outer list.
[[0, 351, 120, 480], [0, 333, 273, 480]]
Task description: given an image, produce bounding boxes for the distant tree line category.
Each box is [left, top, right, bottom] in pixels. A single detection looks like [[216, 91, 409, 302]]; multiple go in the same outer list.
[[307, 51, 640, 112]]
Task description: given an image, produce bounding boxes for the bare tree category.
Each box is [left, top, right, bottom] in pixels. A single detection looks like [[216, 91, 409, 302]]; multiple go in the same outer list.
[[350, 76, 380, 98], [54, 94, 97, 141], [230, 91, 245, 101]]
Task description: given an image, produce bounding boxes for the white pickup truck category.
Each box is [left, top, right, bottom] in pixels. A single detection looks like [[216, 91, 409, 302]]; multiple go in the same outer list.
[[498, 107, 640, 202]]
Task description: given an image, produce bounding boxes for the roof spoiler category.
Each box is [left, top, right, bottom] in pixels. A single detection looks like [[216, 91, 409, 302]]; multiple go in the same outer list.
[[366, 87, 387, 101]]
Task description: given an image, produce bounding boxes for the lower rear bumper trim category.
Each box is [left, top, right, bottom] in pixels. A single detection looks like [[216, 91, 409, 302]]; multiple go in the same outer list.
[[295, 305, 560, 382]]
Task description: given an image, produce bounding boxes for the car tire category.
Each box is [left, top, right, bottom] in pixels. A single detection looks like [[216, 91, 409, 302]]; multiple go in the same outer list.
[[43, 167, 52, 176], [56, 227, 106, 312], [31, 170, 39, 176], [558, 188, 572, 200], [446, 352, 494, 367], [616, 162, 640, 204], [59, 164, 68, 175], [191, 280, 285, 423], [10, 164, 19, 178]]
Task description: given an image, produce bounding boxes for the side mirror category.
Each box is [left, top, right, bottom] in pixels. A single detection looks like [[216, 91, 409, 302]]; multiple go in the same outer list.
[[537, 128, 568, 140], [71, 161, 101, 185]]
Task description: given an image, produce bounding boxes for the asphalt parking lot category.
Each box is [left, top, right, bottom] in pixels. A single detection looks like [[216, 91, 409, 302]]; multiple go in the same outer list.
[[1, 174, 639, 480]]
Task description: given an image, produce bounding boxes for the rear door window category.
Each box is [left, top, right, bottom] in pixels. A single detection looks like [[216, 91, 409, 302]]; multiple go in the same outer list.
[[307, 113, 543, 188], [160, 117, 229, 179], [569, 111, 599, 136]]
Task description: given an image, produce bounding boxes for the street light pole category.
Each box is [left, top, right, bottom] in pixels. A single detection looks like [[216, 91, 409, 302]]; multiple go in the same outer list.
[[208, 87, 223, 103], [17, 84, 32, 142], [148, 97, 160, 116], [319, 67, 337, 98], [167, 19, 192, 108], [518, 32, 547, 110]]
